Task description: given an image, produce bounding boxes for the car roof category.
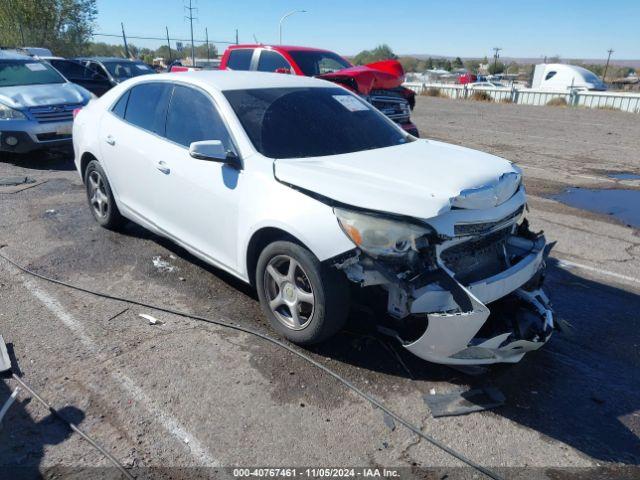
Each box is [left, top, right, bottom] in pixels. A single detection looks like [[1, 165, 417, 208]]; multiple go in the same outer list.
[[0, 50, 33, 60], [229, 44, 334, 53], [135, 70, 338, 91], [77, 57, 139, 63]]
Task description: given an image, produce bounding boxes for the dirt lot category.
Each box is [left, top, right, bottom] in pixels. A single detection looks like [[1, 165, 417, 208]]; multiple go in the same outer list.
[[1, 98, 639, 479]]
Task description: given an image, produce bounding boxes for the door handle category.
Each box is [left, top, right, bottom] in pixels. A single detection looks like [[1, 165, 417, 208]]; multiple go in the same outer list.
[[105, 135, 115, 146], [156, 161, 170, 175]]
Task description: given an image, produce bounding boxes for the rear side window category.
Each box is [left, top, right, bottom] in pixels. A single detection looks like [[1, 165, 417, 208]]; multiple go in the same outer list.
[[545, 71, 557, 80], [226, 49, 253, 70], [165, 85, 233, 149], [111, 90, 130, 118], [124, 83, 172, 134], [257, 50, 290, 72]]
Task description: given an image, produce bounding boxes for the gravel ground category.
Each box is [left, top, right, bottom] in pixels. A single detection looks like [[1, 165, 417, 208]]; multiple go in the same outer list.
[[1, 98, 639, 479]]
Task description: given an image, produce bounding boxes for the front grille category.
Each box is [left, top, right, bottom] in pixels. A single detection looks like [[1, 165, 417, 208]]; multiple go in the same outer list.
[[369, 94, 411, 123], [29, 104, 81, 124], [454, 206, 524, 237], [441, 228, 510, 284]]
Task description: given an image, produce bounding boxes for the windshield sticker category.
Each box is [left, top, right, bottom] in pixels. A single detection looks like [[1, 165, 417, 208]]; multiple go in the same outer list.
[[136, 64, 151, 70], [25, 63, 47, 72], [332, 95, 369, 112]]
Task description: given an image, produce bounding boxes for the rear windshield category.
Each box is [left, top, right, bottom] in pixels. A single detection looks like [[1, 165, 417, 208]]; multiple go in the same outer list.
[[103, 61, 154, 81], [0, 60, 66, 87], [224, 87, 408, 159], [288, 51, 351, 76]]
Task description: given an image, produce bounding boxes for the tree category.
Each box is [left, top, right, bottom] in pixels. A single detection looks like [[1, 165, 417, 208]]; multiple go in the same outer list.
[[398, 56, 418, 73], [453, 56, 464, 69], [353, 44, 397, 65], [426, 57, 434, 70], [0, 0, 97, 57]]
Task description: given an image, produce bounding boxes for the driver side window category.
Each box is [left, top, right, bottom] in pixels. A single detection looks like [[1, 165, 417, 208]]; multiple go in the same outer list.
[[257, 50, 291, 73], [165, 85, 234, 151]]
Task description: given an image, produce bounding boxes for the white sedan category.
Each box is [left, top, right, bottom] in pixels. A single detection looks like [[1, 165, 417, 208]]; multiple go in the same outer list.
[[73, 71, 554, 365]]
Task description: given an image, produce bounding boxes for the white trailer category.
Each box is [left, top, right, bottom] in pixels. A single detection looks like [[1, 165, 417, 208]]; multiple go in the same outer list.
[[531, 63, 606, 91]]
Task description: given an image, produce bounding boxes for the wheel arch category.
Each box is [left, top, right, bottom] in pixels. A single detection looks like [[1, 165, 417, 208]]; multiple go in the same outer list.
[[245, 227, 306, 288], [80, 151, 98, 182]]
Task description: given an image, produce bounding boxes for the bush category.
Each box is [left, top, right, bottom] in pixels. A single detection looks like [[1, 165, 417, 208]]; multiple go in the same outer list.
[[470, 91, 493, 102], [546, 97, 568, 107], [423, 87, 442, 97], [500, 97, 513, 104]]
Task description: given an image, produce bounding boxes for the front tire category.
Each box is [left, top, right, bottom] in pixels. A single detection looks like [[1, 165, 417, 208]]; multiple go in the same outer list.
[[84, 160, 124, 230], [256, 241, 350, 345]]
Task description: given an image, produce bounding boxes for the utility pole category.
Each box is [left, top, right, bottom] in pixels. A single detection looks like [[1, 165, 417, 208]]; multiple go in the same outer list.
[[235, 28, 239, 45], [603, 48, 614, 83], [205, 28, 210, 62], [166, 26, 172, 62], [491, 47, 502, 75], [185, 0, 197, 67], [19, 24, 26, 47], [121, 23, 130, 58]]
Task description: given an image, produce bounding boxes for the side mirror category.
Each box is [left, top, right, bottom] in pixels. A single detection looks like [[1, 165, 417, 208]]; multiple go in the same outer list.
[[189, 140, 242, 169]]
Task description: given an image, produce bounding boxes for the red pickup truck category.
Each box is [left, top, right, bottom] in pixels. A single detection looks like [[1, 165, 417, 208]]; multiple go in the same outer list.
[[219, 45, 419, 137]]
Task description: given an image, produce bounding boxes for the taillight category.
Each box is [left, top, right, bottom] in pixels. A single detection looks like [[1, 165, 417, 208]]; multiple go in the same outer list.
[[72, 108, 82, 120]]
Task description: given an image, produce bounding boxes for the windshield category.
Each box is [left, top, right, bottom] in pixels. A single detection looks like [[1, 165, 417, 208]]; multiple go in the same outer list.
[[103, 61, 153, 80], [287, 51, 352, 76], [0, 60, 66, 87], [224, 87, 408, 159]]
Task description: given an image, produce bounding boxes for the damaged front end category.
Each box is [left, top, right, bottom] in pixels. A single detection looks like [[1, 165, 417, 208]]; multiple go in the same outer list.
[[334, 206, 555, 365]]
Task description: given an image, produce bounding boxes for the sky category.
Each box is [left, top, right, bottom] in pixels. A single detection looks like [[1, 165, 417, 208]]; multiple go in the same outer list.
[[95, 0, 640, 59]]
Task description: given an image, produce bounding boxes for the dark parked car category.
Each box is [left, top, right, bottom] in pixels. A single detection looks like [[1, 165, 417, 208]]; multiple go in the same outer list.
[[43, 57, 112, 97], [74, 57, 155, 88]]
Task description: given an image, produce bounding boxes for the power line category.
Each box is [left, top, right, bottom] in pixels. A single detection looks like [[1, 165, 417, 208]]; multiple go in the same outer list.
[[91, 33, 235, 44]]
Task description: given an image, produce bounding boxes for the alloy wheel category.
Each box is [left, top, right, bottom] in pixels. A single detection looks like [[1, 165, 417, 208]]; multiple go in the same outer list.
[[263, 254, 315, 330], [88, 170, 109, 219]]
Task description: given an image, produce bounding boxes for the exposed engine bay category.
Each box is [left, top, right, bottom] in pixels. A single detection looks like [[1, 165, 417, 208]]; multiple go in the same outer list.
[[334, 211, 555, 365]]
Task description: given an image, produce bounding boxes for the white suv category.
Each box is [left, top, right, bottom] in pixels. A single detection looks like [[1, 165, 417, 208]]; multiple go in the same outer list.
[[73, 71, 554, 365]]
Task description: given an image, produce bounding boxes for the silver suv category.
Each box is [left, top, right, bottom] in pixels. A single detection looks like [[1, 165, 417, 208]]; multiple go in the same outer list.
[[0, 51, 93, 156]]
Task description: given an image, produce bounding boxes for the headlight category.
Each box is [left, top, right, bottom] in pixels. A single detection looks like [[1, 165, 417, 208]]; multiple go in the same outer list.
[[334, 208, 433, 257], [0, 103, 27, 121]]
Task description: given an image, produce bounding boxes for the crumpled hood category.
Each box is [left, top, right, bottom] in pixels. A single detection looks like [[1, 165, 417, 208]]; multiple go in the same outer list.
[[274, 139, 520, 219], [317, 59, 405, 95], [0, 83, 91, 109]]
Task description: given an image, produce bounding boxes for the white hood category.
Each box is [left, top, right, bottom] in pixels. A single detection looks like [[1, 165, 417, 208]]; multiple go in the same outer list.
[[0, 82, 92, 109], [274, 139, 520, 219]]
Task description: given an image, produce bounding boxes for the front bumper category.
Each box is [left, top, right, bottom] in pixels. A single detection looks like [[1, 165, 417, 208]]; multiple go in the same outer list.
[[336, 217, 554, 365], [404, 235, 552, 365], [1, 120, 73, 154]]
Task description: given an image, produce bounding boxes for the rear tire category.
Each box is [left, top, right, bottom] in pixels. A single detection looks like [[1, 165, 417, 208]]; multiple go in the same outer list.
[[84, 160, 124, 230], [256, 241, 350, 344]]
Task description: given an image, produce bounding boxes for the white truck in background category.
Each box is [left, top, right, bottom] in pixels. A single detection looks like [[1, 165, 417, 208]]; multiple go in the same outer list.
[[532, 63, 606, 91]]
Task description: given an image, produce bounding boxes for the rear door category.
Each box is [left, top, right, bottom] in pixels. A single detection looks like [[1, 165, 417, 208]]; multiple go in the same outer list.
[[224, 48, 257, 71], [99, 82, 173, 225]]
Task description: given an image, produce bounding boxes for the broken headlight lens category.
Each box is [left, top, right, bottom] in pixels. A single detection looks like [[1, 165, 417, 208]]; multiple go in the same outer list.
[[334, 208, 433, 257]]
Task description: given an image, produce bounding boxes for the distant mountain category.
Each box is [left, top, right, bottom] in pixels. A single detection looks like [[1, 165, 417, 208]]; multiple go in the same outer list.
[[402, 54, 640, 68]]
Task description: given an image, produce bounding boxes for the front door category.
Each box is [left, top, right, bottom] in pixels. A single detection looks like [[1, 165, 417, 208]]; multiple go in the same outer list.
[[150, 84, 242, 271]]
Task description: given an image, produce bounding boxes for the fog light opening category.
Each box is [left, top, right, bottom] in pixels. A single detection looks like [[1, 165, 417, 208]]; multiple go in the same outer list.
[[5, 136, 18, 146]]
